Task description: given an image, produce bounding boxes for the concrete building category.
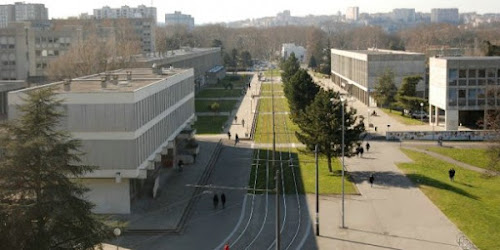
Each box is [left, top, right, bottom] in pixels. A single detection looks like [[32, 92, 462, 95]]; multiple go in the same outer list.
[[346, 7, 359, 21], [93, 5, 156, 21], [0, 80, 27, 119], [0, 2, 48, 28], [431, 8, 459, 24], [429, 57, 500, 130], [392, 8, 416, 23], [8, 67, 197, 214], [331, 48, 426, 106], [165, 11, 194, 30], [132, 47, 224, 90], [281, 43, 306, 63]]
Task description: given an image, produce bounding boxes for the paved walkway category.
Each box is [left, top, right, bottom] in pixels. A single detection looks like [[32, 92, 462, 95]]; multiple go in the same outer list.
[[307, 141, 464, 250]]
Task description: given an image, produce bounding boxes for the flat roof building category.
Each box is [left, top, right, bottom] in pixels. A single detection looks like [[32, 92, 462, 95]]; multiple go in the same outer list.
[[431, 8, 459, 24], [346, 7, 359, 21], [93, 5, 156, 21], [281, 43, 306, 63], [429, 57, 500, 130], [165, 11, 194, 30], [331, 48, 426, 106], [0, 2, 48, 28], [8, 67, 196, 213]]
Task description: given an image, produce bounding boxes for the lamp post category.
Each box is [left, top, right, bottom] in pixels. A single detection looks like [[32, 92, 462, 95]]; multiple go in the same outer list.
[[113, 228, 121, 250], [367, 108, 371, 127], [420, 102, 424, 123], [332, 96, 346, 229]]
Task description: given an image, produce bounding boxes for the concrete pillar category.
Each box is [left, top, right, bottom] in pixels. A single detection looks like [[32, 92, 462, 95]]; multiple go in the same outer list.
[[445, 109, 459, 130], [429, 104, 433, 125], [435, 106, 439, 126]]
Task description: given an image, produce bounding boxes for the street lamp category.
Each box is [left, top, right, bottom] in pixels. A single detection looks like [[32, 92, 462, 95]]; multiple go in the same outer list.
[[420, 102, 424, 123], [113, 228, 121, 250], [331, 96, 346, 229]]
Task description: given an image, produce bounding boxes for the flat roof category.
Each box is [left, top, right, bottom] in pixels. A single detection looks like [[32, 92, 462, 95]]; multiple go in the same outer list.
[[433, 56, 500, 61], [135, 47, 220, 63], [18, 68, 189, 94], [336, 49, 424, 56]]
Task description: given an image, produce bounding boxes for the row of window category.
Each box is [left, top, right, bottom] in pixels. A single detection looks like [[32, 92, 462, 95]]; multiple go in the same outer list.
[[35, 36, 71, 44], [35, 49, 60, 57], [0, 44, 15, 49], [448, 87, 500, 107], [449, 68, 500, 79]]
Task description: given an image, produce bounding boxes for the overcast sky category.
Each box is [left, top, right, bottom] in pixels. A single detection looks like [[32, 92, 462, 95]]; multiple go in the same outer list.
[[8, 0, 500, 24]]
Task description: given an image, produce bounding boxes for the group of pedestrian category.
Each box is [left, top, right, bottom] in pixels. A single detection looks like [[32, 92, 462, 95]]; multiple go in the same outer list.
[[213, 193, 226, 209], [356, 142, 370, 157]]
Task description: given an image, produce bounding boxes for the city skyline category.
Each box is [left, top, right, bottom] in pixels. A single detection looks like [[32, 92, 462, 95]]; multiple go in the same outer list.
[[10, 0, 500, 24]]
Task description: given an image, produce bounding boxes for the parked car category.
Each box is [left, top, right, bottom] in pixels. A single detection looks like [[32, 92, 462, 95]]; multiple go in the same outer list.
[[410, 110, 428, 119]]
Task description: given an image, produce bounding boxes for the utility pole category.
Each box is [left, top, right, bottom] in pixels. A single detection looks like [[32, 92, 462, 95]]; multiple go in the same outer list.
[[275, 169, 281, 250], [315, 144, 319, 236]]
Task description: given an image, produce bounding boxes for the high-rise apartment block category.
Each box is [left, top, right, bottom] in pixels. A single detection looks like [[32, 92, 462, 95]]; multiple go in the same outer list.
[[165, 11, 195, 30], [392, 8, 416, 23], [0, 2, 48, 28], [431, 8, 459, 24], [346, 7, 359, 21], [93, 5, 157, 21]]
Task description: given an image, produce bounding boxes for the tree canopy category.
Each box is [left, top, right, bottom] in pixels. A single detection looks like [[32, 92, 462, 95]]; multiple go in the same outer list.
[[373, 69, 398, 108], [396, 75, 426, 111], [283, 68, 320, 119], [280, 53, 300, 85], [0, 88, 111, 249], [295, 90, 365, 172]]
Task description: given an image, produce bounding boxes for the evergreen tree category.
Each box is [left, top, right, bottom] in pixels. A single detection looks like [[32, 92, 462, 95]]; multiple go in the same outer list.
[[295, 90, 365, 172], [280, 53, 300, 85], [396, 76, 426, 111], [0, 88, 111, 249], [308, 55, 318, 69], [373, 69, 398, 108], [283, 68, 320, 120]]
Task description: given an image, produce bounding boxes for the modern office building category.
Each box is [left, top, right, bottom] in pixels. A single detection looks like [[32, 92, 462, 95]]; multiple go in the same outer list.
[[392, 8, 416, 23], [346, 7, 359, 21], [93, 5, 157, 21], [8, 67, 196, 214], [281, 43, 306, 63], [431, 8, 459, 24], [331, 48, 426, 106], [165, 11, 195, 30], [0, 2, 48, 28], [0, 80, 27, 119], [429, 57, 500, 130]]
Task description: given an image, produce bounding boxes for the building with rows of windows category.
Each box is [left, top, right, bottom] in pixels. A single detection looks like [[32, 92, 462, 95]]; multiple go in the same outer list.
[[429, 57, 500, 130], [8, 67, 196, 214]]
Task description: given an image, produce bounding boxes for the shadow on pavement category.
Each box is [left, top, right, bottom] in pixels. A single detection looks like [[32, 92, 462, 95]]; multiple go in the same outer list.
[[347, 227, 458, 247], [318, 235, 403, 250]]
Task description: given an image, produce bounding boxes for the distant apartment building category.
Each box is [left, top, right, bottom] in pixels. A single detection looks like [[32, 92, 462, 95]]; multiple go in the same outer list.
[[331, 48, 426, 106], [429, 57, 500, 130], [93, 5, 156, 21], [346, 7, 359, 21], [431, 8, 459, 24], [392, 8, 416, 23], [8, 67, 196, 214], [0, 2, 48, 28], [165, 11, 195, 30], [281, 43, 306, 63]]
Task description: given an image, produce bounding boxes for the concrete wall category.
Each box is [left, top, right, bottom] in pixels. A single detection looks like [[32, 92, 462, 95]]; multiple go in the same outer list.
[[429, 58, 448, 109], [82, 178, 130, 214]]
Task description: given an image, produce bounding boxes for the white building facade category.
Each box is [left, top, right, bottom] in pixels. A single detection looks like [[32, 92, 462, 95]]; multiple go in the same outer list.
[[0, 2, 48, 28], [8, 68, 196, 214], [429, 57, 500, 130], [431, 8, 459, 24], [346, 7, 359, 21], [281, 43, 306, 63], [93, 5, 157, 21]]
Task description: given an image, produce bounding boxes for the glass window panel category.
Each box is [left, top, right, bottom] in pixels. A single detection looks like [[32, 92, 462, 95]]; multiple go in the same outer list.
[[459, 79, 467, 86], [478, 69, 486, 78], [487, 69, 496, 78], [468, 89, 477, 99], [459, 69, 467, 78], [468, 79, 477, 86], [458, 89, 466, 98], [448, 69, 458, 79], [478, 79, 486, 85]]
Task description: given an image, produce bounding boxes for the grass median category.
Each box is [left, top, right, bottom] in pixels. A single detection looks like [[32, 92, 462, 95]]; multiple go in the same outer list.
[[398, 148, 500, 249], [196, 89, 244, 98], [195, 100, 237, 113], [193, 116, 228, 134], [380, 108, 426, 125], [422, 146, 497, 170]]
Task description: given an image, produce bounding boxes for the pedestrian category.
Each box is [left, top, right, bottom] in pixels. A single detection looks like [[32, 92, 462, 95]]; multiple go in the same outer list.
[[177, 160, 184, 172], [448, 168, 456, 181], [356, 145, 361, 157], [234, 115, 238, 122], [221, 193, 226, 208], [242, 119, 245, 127], [366, 142, 371, 152], [369, 174, 375, 187], [235, 134, 239, 145], [360, 147, 364, 158], [224, 242, 230, 250], [213, 194, 219, 209], [227, 131, 231, 140]]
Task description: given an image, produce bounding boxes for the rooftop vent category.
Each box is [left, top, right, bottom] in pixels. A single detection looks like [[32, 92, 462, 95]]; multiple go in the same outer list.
[[100, 76, 107, 89]]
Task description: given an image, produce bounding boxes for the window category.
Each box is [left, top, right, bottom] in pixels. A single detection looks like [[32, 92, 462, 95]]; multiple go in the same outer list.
[[458, 89, 466, 98], [448, 89, 457, 106], [478, 69, 486, 78], [459, 69, 467, 78], [468, 69, 476, 78], [468, 79, 476, 86], [487, 69, 496, 78]]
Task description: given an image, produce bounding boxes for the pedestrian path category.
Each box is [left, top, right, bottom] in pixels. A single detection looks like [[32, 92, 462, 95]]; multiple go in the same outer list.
[[307, 141, 463, 250], [401, 146, 496, 175]]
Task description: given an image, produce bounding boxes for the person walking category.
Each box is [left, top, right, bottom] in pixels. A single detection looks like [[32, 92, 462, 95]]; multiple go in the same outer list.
[[224, 242, 230, 250], [235, 134, 239, 146], [177, 160, 184, 172], [366, 142, 371, 152], [227, 131, 231, 140], [241, 119, 245, 127], [221, 193, 226, 208], [213, 194, 219, 209], [234, 115, 238, 123], [369, 174, 375, 187], [360, 147, 364, 158], [448, 168, 456, 181]]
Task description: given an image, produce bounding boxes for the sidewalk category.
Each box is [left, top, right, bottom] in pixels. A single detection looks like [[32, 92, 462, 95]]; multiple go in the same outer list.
[[226, 73, 261, 140], [307, 141, 463, 249]]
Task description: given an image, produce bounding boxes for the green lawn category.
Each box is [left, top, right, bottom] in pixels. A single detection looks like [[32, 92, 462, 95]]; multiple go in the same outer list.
[[196, 89, 244, 98], [423, 147, 497, 170], [210, 74, 251, 88], [258, 98, 289, 113], [398, 149, 500, 249], [380, 108, 426, 125], [248, 148, 357, 195], [254, 114, 300, 144], [193, 116, 228, 134], [263, 69, 280, 77], [261, 83, 284, 92], [195, 100, 237, 112]]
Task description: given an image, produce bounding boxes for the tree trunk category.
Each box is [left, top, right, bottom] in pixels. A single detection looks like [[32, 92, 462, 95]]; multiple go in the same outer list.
[[327, 151, 333, 173]]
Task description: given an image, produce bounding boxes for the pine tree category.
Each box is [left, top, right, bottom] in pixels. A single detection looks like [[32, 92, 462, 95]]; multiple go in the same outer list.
[[280, 52, 300, 85], [0, 88, 111, 249], [283, 68, 320, 120], [373, 69, 398, 108], [295, 89, 365, 172]]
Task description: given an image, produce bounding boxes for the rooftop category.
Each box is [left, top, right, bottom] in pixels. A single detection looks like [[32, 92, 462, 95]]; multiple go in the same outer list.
[[134, 47, 220, 63], [343, 48, 424, 56], [433, 56, 500, 61]]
